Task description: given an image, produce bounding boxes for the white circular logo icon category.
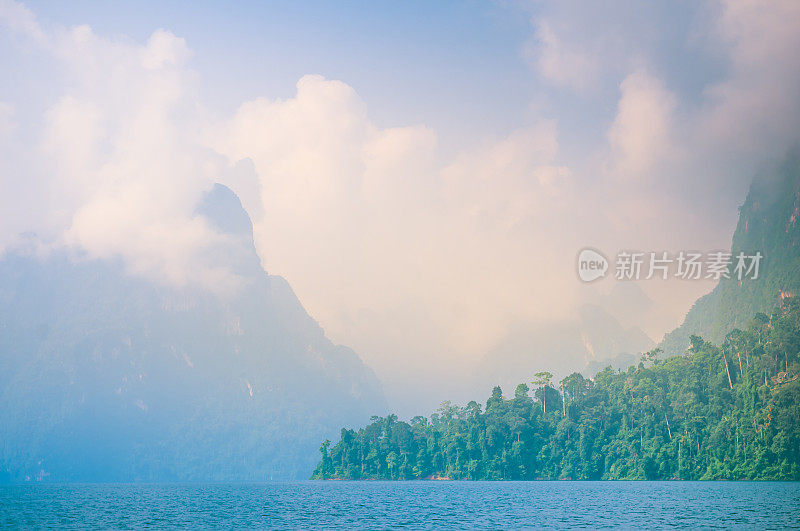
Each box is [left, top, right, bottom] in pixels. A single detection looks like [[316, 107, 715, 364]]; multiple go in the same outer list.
[[577, 248, 608, 282]]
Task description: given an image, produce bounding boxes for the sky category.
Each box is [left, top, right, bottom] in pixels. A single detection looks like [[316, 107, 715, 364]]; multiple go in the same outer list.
[[2, 0, 800, 415]]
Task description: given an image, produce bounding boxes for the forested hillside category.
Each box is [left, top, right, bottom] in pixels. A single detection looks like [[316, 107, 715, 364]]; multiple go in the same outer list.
[[313, 299, 800, 480], [662, 152, 800, 355]]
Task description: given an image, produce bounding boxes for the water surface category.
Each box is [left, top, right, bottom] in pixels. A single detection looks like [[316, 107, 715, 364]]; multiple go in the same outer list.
[[1, 481, 798, 529]]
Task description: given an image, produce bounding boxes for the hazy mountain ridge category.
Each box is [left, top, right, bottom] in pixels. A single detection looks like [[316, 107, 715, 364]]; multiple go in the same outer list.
[[661, 151, 800, 354], [0, 184, 386, 482], [475, 302, 654, 394]]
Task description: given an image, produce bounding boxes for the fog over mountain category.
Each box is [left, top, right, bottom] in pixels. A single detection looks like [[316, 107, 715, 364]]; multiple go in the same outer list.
[[0, 184, 386, 482], [661, 151, 800, 355], [474, 299, 654, 397]]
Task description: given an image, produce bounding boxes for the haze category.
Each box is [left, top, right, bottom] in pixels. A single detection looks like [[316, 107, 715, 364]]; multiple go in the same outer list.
[[2, 0, 800, 415]]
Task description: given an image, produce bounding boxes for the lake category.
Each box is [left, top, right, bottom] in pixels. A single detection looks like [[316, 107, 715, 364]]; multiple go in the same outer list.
[[1, 481, 798, 529]]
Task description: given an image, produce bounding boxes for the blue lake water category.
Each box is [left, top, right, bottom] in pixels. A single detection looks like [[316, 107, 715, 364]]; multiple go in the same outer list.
[[1, 481, 799, 529]]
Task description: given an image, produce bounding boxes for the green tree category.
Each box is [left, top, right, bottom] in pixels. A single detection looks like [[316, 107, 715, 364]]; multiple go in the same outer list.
[[314, 301, 800, 482]]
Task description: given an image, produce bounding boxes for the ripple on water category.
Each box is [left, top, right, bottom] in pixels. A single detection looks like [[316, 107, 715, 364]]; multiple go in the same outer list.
[[1, 481, 799, 529]]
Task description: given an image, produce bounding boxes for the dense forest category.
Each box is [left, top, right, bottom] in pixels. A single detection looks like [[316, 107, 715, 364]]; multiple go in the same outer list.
[[313, 299, 800, 480]]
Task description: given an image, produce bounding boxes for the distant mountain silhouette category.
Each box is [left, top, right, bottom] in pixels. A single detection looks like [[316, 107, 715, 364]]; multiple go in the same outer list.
[[475, 304, 653, 394], [0, 183, 386, 482]]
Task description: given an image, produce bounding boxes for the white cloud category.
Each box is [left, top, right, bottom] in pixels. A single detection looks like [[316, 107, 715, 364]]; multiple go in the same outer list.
[[606, 71, 677, 179], [140, 29, 191, 70], [442, 121, 571, 231], [0, 3, 246, 292], [595, 0, 800, 228], [697, 0, 800, 169], [0, 0, 46, 45], [212, 77, 585, 407], [0, 101, 21, 250], [0, 102, 14, 141], [213, 75, 371, 227], [528, 20, 598, 93]]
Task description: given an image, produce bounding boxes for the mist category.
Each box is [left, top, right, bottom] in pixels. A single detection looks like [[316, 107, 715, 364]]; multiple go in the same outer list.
[[2, 0, 800, 416]]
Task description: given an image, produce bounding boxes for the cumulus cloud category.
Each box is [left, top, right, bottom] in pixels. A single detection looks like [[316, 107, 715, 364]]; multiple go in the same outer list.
[[0, 101, 22, 250], [0, 3, 247, 292], [697, 0, 800, 170], [606, 71, 677, 179], [0, 0, 46, 45], [140, 29, 191, 70], [590, 0, 800, 231], [211, 76, 585, 408], [442, 121, 571, 231], [528, 21, 598, 93]]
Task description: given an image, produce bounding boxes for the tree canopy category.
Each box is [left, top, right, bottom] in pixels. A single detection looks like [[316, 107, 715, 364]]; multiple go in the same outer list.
[[313, 299, 800, 480]]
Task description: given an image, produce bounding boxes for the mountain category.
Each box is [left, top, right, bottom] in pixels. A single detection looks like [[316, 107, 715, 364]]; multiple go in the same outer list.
[[661, 151, 800, 354], [475, 304, 653, 394], [598, 282, 655, 330], [0, 184, 386, 482]]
